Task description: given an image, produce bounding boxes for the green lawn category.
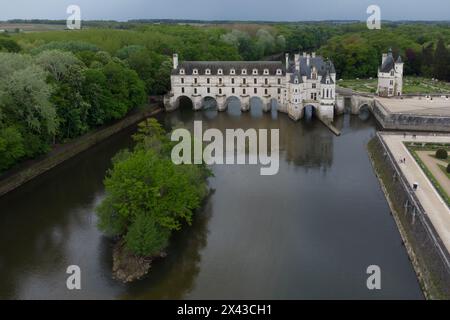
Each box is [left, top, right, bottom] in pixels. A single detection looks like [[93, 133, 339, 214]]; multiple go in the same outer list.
[[405, 142, 450, 208], [338, 77, 450, 94]]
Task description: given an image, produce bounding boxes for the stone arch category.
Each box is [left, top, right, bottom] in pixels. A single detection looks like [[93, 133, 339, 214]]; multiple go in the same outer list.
[[303, 104, 318, 121], [201, 96, 218, 110], [358, 103, 371, 121], [249, 96, 264, 117], [175, 95, 194, 110], [269, 97, 279, 111], [225, 96, 242, 115]]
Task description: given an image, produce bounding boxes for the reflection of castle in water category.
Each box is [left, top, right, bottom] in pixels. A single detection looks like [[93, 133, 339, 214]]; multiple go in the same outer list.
[[163, 99, 335, 170]]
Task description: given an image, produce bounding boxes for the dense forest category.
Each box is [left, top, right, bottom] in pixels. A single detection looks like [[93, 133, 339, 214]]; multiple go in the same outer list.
[[0, 21, 449, 173]]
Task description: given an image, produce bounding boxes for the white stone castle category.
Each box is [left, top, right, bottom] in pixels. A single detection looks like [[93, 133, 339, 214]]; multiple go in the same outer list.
[[377, 48, 404, 97], [164, 52, 338, 121]]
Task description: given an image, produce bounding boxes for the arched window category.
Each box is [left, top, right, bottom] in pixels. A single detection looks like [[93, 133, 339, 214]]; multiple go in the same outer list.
[[193, 69, 198, 75], [263, 69, 269, 75], [205, 69, 211, 75], [180, 68, 185, 75], [276, 69, 282, 75], [230, 69, 236, 75], [252, 69, 258, 75], [218, 69, 223, 75], [294, 77, 298, 84], [242, 69, 247, 75]]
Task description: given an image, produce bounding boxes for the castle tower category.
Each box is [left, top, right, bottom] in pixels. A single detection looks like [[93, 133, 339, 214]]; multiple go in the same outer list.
[[377, 48, 403, 97]]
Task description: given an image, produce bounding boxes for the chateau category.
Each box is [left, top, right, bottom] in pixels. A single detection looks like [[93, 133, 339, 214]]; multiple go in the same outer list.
[[164, 52, 338, 121], [377, 49, 404, 97]]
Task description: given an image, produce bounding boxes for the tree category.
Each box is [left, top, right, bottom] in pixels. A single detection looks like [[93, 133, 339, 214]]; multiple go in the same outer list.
[[96, 120, 211, 257], [101, 61, 146, 119], [82, 68, 115, 126], [447, 163, 450, 174], [436, 148, 448, 159], [36, 50, 83, 82], [0, 37, 21, 53], [0, 126, 25, 172], [0, 64, 57, 156], [124, 214, 170, 256], [51, 64, 90, 140], [433, 38, 450, 81]]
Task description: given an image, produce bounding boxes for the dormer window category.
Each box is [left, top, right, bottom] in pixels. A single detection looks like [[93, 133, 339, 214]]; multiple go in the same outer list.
[[263, 69, 269, 75], [326, 79, 330, 84], [218, 69, 223, 75], [311, 72, 317, 80], [230, 69, 236, 75], [205, 69, 211, 75], [252, 69, 258, 75], [294, 77, 299, 84], [391, 70, 394, 76], [242, 69, 247, 75], [193, 69, 198, 75], [179, 68, 185, 75], [276, 69, 282, 75]]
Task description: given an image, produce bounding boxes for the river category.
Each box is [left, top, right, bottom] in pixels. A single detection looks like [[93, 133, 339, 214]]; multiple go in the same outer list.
[[0, 101, 423, 299]]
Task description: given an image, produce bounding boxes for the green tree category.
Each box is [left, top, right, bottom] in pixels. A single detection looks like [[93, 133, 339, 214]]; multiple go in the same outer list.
[[125, 214, 170, 256], [0, 37, 21, 53], [0, 126, 25, 172], [35, 50, 83, 82], [436, 148, 448, 159], [0, 64, 57, 156], [81, 68, 115, 126], [433, 38, 450, 81], [51, 64, 90, 140]]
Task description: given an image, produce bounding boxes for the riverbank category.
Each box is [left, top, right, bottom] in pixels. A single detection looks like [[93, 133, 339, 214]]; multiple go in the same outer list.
[[367, 135, 450, 299], [0, 104, 163, 198]]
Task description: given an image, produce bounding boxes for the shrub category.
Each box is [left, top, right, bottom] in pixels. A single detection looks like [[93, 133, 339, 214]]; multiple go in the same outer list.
[[436, 149, 448, 159], [447, 163, 450, 174]]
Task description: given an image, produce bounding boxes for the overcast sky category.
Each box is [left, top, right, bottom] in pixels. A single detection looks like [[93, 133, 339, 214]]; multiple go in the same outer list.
[[1, 0, 449, 21]]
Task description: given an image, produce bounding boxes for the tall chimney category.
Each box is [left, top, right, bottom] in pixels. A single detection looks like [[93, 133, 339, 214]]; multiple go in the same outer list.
[[382, 53, 387, 65], [303, 52, 307, 58], [312, 52, 316, 58], [173, 53, 178, 69], [306, 54, 310, 67], [294, 53, 300, 71], [285, 53, 289, 69]]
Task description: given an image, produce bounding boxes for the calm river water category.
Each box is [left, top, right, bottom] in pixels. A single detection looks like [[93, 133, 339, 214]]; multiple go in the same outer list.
[[0, 102, 423, 299]]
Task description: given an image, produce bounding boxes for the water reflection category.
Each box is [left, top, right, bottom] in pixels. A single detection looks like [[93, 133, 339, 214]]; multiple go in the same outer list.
[[0, 102, 423, 299]]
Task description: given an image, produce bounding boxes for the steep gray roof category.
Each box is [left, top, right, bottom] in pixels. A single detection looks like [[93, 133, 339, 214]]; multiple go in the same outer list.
[[173, 61, 285, 75], [380, 51, 395, 73], [320, 71, 335, 84], [287, 55, 335, 82]]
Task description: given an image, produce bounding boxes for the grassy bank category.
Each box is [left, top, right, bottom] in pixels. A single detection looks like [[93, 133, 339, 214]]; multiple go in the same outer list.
[[0, 104, 162, 197], [367, 137, 449, 300]]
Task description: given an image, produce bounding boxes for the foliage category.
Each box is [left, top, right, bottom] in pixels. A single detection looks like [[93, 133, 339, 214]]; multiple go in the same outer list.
[[447, 163, 450, 174], [0, 126, 25, 171], [96, 120, 211, 256], [125, 214, 170, 256], [0, 63, 57, 157], [0, 49, 146, 172], [436, 148, 448, 160], [0, 36, 21, 52]]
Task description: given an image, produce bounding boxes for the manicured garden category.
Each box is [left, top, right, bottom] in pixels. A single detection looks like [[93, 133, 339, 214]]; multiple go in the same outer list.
[[405, 142, 450, 208]]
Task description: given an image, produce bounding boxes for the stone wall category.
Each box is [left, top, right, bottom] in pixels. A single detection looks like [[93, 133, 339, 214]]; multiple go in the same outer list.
[[369, 134, 450, 299]]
